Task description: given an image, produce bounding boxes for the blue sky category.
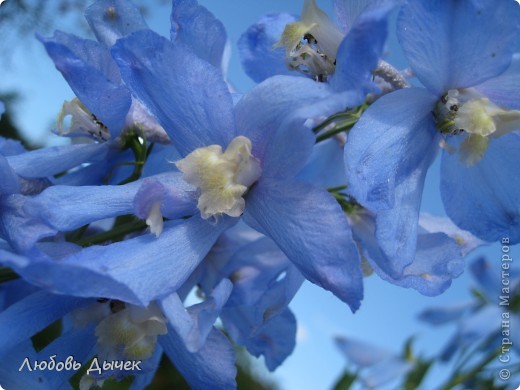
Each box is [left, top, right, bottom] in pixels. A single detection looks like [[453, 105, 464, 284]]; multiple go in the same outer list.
[[0, 0, 518, 389]]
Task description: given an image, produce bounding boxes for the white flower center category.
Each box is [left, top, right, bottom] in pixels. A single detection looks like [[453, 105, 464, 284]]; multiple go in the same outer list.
[[275, 0, 343, 81], [175, 136, 262, 219], [95, 302, 168, 361], [57, 98, 110, 141], [435, 89, 520, 165]]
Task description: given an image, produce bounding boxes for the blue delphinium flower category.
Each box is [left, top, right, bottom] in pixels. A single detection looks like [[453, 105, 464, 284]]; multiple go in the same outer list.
[[193, 222, 305, 371], [335, 335, 413, 388], [239, 0, 401, 94], [0, 274, 237, 389], [0, 0, 386, 314], [345, 0, 520, 279]]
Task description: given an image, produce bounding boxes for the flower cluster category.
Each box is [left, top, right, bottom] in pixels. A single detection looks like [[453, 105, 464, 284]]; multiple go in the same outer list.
[[0, 0, 518, 388]]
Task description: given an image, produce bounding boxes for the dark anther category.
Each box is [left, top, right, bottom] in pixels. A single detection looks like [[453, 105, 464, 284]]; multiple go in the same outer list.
[[441, 94, 448, 104], [450, 104, 458, 111], [110, 300, 126, 313]]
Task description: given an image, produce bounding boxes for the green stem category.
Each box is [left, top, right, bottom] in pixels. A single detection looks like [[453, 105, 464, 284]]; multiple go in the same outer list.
[[0, 267, 19, 283], [441, 347, 501, 390], [71, 218, 148, 247], [315, 119, 357, 143]]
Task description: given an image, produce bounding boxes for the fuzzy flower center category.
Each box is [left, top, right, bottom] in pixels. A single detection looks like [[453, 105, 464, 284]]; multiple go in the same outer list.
[[275, 0, 343, 81], [95, 302, 168, 361], [57, 98, 110, 141], [434, 89, 520, 165], [175, 136, 262, 219]]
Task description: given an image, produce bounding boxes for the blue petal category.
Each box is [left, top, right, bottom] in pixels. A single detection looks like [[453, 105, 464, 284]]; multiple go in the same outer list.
[[441, 131, 520, 244], [170, 0, 227, 70], [0, 278, 39, 309], [383, 232, 465, 296], [133, 174, 197, 220], [334, 0, 374, 33], [85, 0, 148, 47], [331, 0, 398, 94], [224, 307, 297, 371], [0, 136, 26, 156], [238, 13, 297, 83], [419, 213, 486, 256], [244, 178, 363, 312], [350, 210, 465, 295], [20, 179, 141, 233], [6, 143, 108, 179], [469, 257, 501, 299], [0, 290, 89, 357], [344, 87, 438, 211], [475, 54, 520, 110], [0, 341, 53, 389], [335, 336, 392, 367], [160, 326, 236, 390], [235, 75, 361, 178], [160, 278, 232, 352], [439, 305, 501, 361], [0, 196, 63, 253], [38, 324, 97, 389], [397, 0, 520, 95], [0, 155, 20, 194], [38, 32, 132, 135], [418, 302, 478, 326], [129, 345, 163, 390], [112, 29, 235, 156], [296, 138, 347, 188], [3, 217, 235, 306]]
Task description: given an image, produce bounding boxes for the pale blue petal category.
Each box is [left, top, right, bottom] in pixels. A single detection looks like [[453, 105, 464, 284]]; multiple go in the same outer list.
[[397, 0, 520, 95], [440, 305, 501, 361], [235, 75, 361, 178], [160, 326, 236, 390], [419, 213, 486, 256], [85, 0, 148, 47], [387, 232, 465, 296], [38, 324, 97, 389], [133, 174, 197, 220], [160, 279, 232, 353], [296, 138, 347, 188], [225, 308, 297, 371], [344, 87, 438, 211], [129, 345, 162, 390], [20, 179, 142, 233], [38, 32, 131, 135], [238, 13, 297, 83], [441, 132, 520, 244], [6, 143, 109, 179], [0, 195, 63, 253], [335, 336, 393, 367], [0, 290, 90, 357], [244, 178, 363, 312], [469, 257, 501, 299], [362, 358, 412, 388], [418, 302, 478, 325], [331, 0, 398, 93], [0, 340, 53, 389], [3, 217, 235, 306], [170, 0, 227, 69], [0, 155, 20, 194], [112, 30, 235, 156], [476, 54, 520, 110], [0, 136, 26, 156], [350, 210, 464, 294]]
